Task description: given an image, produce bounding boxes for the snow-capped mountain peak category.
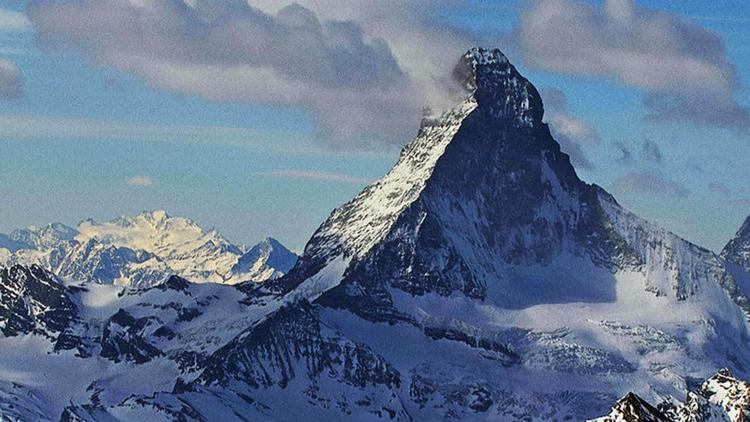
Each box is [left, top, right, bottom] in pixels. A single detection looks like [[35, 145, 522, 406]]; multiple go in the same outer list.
[[455, 47, 543, 126], [7, 222, 77, 250], [231, 237, 297, 282], [591, 368, 750, 421], [589, 392, 669, 421], [0, 211, 297, 287]]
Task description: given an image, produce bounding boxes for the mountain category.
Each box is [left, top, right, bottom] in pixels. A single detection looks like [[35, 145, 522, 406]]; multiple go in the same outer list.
[[0, 264, 78, 337], [238, 47, 750, 419], [0, 211, 297, 287], [230, 237, 298, 283], [1, 47, 750, 421], [0, 264, 276, 421], [590, 368, 750, 421], [589, 392, 670, 421]]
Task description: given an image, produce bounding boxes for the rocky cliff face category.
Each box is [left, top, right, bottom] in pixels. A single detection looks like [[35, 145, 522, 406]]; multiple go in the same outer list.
[[723, 215, 750, 272], [0, 264, 78, 337]]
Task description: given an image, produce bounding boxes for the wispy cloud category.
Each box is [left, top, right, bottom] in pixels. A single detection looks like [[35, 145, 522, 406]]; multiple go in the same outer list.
[[0, 9, 30, 32], [127, 175, 154, 187], [614, 141, 633, 165], [541, 88, 598, 170], [641, 138, 662, 164], [0, 56, 21, 99], [253, 170, 371, 184], [708, 181, 731, 196], [0, 114, 312, 151], [688, 15, 750, 24], [610, 172, 690, 197]]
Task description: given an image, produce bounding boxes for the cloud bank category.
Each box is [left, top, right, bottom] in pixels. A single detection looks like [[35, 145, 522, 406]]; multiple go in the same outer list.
[[518, 0, 750, 132], [25, 0, 749, 147], [27, 0, 447, 146]]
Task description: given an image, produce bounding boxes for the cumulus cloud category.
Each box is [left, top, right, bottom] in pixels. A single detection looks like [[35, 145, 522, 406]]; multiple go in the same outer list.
[[610, 172, 689, 197], [0, 57, 21, 99], [253, 169, 371, 184], [541, 88, 598, 169], [518, 0, 750, 131], [27, 0, 443, 146], [127, 175, 154, 187]]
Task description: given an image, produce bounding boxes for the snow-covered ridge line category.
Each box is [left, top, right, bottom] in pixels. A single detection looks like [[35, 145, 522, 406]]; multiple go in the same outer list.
[[0, 210, 297, 287], [303, 98, 478, 264]]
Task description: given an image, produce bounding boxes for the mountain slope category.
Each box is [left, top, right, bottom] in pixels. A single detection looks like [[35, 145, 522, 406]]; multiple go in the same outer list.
[[0, 265, 78, 337], [723, 215, 750, 272], [90, 47, 750, 420], [266, 47, 750, 419], [285, 48, 747, 321]]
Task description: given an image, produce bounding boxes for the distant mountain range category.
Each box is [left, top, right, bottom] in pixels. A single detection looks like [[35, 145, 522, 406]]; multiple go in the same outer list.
[[1, 48, 750, 421], [0, 210, 297, 287]]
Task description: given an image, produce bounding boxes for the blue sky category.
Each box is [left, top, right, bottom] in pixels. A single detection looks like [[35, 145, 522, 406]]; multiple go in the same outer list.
[[0, 0, 748, 252]]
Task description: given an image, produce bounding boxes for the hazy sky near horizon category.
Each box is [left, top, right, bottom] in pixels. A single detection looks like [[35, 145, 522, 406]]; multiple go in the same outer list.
[[0, 0, 748, 252]]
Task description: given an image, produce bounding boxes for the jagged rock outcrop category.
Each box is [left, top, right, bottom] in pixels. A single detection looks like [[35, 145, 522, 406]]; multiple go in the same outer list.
[[591, 369, 750, 421], [723, 215, 750, 272], [590, 392, 670, 421], [0, 264, 78, 337]]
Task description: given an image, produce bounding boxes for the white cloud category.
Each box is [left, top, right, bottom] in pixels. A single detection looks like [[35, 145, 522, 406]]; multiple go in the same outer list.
[[26, 0, 484, 146], [253, 169, 371, 184], [127, 175, 154, 187], [27, 0, 443, 146]]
